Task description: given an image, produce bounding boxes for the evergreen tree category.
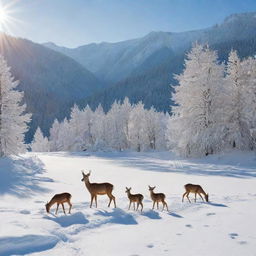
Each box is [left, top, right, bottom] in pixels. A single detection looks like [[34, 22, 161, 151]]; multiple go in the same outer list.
[[0, 56, 31, 156], [170, 44, 225, 156], [224, 50, 253, 150], [31, 127, 50, 152]]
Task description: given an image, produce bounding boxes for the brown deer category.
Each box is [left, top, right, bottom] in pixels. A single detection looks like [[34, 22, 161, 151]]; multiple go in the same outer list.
[[125, 187, 144, 212], [81, 170, 116, 208], [148, 186, 169, 211], [182, 184, 209, 203], [45, 192, 72, 215]]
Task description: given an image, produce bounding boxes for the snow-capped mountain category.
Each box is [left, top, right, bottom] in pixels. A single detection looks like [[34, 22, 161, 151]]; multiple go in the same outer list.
[[44, 12, 256, 84], [0, 34, 102, 141]]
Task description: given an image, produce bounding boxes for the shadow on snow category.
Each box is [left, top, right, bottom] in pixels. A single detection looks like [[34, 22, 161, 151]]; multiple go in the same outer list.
[[0, 156, 53, 197], [0, 235, 59, 256], [89, 151, 256, 179], [44, 212, 89, 227]]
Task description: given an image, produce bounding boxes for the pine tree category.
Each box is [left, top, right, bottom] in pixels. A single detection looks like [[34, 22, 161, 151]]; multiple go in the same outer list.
[[170, 44, 225, 156], [0, 55, 31, 156], [49, 119, 61, 151], [224, 50, 253, 150], [31, 127, 50, 152], [128, 102, 147, 152]]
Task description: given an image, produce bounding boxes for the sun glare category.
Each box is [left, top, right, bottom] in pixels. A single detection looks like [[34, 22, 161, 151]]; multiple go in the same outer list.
[[0, 8, 7, 24]]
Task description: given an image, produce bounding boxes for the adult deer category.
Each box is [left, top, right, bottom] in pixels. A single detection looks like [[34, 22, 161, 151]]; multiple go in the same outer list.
[[148, 186, 169, 211], [81, 170, 116, 208], [125, 187, 144, 212], [182, 184, 209, 203], [45, 192, 72, 214]]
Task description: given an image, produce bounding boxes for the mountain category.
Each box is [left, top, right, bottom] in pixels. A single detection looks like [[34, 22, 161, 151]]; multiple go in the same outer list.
[[0, 34, 102, 141], [44, 12, 256, 84], [44, 12, 256, 113]]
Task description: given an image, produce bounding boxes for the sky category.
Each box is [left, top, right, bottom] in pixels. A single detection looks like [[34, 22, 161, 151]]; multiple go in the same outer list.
[[0, 0, 256, 48]]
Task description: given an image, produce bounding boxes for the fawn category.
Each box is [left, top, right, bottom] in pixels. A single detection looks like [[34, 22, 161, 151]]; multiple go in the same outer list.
[[45, 192, 72, 214], [125, 187, 144, 212], [182, 184, 209, 203], [148, 186, 169, 211]]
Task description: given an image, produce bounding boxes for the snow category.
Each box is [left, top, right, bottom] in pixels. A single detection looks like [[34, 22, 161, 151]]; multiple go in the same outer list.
[[0, 151, 256, 255]]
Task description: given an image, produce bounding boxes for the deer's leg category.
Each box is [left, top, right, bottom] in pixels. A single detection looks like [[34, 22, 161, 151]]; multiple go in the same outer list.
[[136, 202, 139, 211], [90, 195, 94, 208], [61, 203, 66, 214], [107, 194, 112, 207], [199, 193, 204, 202], [128, 201, 131, 210], [133, 202, 135, 210], [186, 192, 191, 203], [182, 192, 187, 202], [161, 200, 166, 211], [165, 202, 169, 212], [140, 202, 143, 212], [152, 201, 156, 210], [95, 195, 98, 208], [195, 193, 197, 202], [55, 203, 59, 215], [68, 201, 72, 214], [112, 195, 116, 208], [157, 201, 159, 210]]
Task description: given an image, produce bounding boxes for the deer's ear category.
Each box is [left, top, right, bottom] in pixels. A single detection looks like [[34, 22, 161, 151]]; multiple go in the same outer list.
[[88, 170, 91, 176], [153, 186, 156, 190], [81, 170, 84, 174]]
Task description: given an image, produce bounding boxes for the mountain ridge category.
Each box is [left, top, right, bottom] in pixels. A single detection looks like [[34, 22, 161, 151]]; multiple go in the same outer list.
[[0, 33, 103, 141]]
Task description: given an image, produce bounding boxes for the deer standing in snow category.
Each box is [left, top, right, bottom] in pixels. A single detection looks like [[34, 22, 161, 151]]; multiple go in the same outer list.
[[81, 170, 116, 208], [148, 186, 169, 211], [45, 192, 72, 214], [182, 184, 209, 203], [125, 187, 144, 212]]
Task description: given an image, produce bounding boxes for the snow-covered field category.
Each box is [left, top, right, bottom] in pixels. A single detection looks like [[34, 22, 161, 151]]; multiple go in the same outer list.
[[0, 151, 255, 256]]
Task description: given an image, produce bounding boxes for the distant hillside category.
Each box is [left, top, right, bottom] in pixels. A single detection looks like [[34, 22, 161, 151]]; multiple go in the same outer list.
[[0, 34, 102, 141], [44, 12, 256, 84], [80, 37, 256, 113], [44, 12, 256, 113]]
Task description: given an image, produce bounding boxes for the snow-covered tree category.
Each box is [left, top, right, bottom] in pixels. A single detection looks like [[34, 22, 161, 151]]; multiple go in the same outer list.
[[106, 101, 128, 151], [224, 50, 253, 150], [91, 104, 108, 151], [119, 97, 133, 149], [49, 119, 62, 151], [170, 44, 226, 156], [0, 55, 31, 156], [144, 107, 168, 150], [31, 127, 50, 152], [68, 104, 86, 151], [128, 102, 147, 152]]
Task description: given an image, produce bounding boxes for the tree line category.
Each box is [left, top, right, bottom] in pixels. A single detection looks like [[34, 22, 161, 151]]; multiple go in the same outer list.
[[1, 42, 256, 157]]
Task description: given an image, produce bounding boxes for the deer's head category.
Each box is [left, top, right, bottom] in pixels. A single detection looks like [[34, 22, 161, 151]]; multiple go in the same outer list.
[[81, 170, 91, 182], [148, 185, 156, 191], [45, 202, 50, 213], [125, 187, 131, 193]]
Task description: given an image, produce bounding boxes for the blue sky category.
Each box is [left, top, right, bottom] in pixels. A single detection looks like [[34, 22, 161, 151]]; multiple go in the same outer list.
[[1, 0, 256, 47]]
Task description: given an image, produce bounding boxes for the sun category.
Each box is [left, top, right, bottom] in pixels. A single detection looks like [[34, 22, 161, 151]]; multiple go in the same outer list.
[[0, 8, 8, 25]]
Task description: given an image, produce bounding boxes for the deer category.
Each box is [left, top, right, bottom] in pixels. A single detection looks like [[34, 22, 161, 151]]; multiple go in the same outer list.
[[81, 170, 116, 208], [45, 192, 72, 215], [148, 186, 169, 211], [125, 187, 144, 212], [182, 184, 209, 203]]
